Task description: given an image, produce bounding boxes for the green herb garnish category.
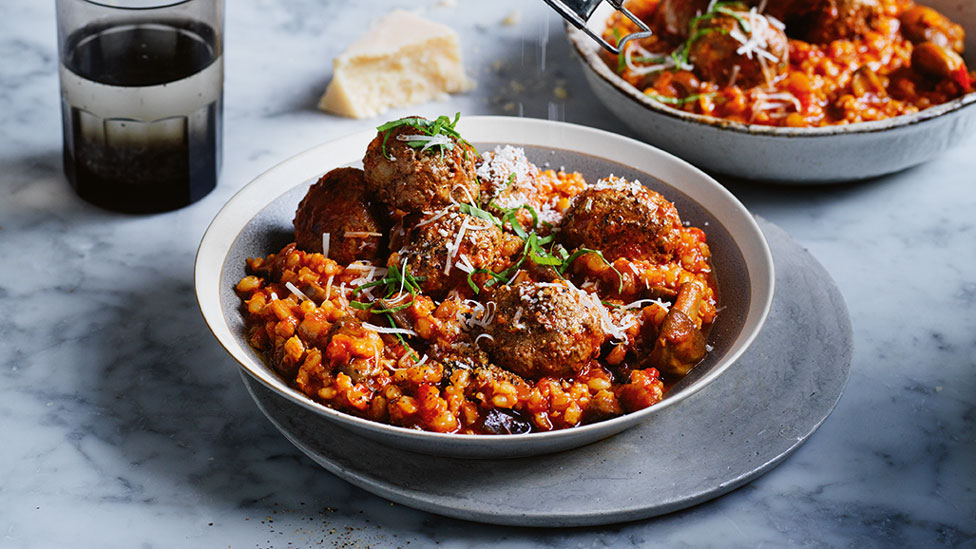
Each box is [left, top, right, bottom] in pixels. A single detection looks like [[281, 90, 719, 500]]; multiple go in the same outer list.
[[560, 248, 625, 294], [620, 0, 751, 77], [644, 92, 717, 106], [376, 113, 471, 161], [458, 201, 503, 228], [386, 313, 420, 363], [350, 264, 426, 312]]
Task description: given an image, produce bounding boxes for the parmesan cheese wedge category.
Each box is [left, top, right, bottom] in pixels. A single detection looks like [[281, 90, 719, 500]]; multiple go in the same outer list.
[[319, 10, 475, 119]]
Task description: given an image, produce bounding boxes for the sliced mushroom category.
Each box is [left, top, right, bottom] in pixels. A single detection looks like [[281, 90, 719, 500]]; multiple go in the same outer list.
[[645, 282, 707, 376]]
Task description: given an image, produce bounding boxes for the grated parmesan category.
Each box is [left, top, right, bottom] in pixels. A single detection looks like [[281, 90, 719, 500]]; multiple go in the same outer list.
[[622, 298, 670, 311], [476, 145, 537, 208], [397, 133, 455, 153], [415, 206, 452, 228], [285, 281, 312, 302], [455, 253, 475, 274], [458, 299, 496, 331], [593, 175, 647, 197], [362, 322, 418, 336], [443, 216, 471, 275]]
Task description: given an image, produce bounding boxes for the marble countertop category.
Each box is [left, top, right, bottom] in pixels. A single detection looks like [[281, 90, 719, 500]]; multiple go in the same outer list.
[[1, 0, 974, 547]]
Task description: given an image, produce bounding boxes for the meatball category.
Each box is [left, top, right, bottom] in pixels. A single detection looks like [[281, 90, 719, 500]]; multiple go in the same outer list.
[[560, 177, 683, 262], [479, 282, 606, 380], [388, 206, 517, 300], [767, 0, 882, 43], [688, 8, 790, 88], [362, 117, 480, 214], [293, 167, 389, 266], [653, 0, 711, 38]]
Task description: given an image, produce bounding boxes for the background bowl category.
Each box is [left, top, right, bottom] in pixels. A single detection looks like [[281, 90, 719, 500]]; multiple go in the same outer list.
[[195, 116, 774, 459], [567, 0, 976, 183]]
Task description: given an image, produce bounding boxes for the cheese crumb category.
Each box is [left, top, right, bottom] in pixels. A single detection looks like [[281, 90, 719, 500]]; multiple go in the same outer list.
[[319, 10, 475, 119]]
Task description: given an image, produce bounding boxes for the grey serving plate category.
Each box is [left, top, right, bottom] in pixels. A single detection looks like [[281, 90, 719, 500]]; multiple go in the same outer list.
[[243, 218, 852, 526]]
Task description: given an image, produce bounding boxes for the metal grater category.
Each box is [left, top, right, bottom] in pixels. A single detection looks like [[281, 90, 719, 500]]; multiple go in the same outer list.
[[543, 0, 652, 54]]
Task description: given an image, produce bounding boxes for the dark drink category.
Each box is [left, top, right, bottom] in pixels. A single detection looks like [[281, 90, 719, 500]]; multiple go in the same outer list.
[[60, 20, 222, 213]]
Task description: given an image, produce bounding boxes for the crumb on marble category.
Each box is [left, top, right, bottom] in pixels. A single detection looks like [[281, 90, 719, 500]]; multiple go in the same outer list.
[[502, 10, 521, 26]]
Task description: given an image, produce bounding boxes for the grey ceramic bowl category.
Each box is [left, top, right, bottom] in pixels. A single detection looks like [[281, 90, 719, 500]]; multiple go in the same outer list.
[[195, 116, 774, 459], [567, 0, 976, 183]]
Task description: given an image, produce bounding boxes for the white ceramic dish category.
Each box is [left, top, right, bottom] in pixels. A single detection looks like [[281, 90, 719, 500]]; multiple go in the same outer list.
[[195, 116, 774, 459], [241, 219, 853, 526], [567, 0, 976, 183]]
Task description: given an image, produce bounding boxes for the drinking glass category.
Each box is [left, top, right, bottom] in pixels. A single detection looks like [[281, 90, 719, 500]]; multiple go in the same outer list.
[[56, 0, 224, 213]]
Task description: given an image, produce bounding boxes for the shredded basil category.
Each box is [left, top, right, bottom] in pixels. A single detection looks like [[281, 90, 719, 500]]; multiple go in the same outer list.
[[458, 201, 503, 228], [350, 264, 426, 312], [560, 248, 625, 294], [618, 0, 750, 77], [386, 313, 420, 362], [644, 91, 717, 106], [376, 112, 472, 161]]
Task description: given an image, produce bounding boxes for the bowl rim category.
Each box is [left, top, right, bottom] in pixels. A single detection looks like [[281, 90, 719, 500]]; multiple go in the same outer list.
[[194, 115, 775, 448], [566, 4, 976, 138]]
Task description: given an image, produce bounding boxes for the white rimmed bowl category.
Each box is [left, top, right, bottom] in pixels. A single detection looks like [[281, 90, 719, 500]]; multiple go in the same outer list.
[[195, 116, 774, 459], [567, 0, 976, 183]]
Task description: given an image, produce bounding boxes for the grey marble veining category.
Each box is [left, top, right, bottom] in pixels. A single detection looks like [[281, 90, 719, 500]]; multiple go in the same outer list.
[[0, 0, 973, 547]]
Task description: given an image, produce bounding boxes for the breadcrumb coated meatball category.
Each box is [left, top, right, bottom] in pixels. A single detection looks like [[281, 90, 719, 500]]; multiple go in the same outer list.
[[767, 0, 882, 43], [293, 167, 389, 266], [689, 9, 789, 88], [363, 118, 480, 214], [479, 282, 606, 380], [388, 206, 519, 300], [653, 0, 710, 38], [560, 177, 683, 262]]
